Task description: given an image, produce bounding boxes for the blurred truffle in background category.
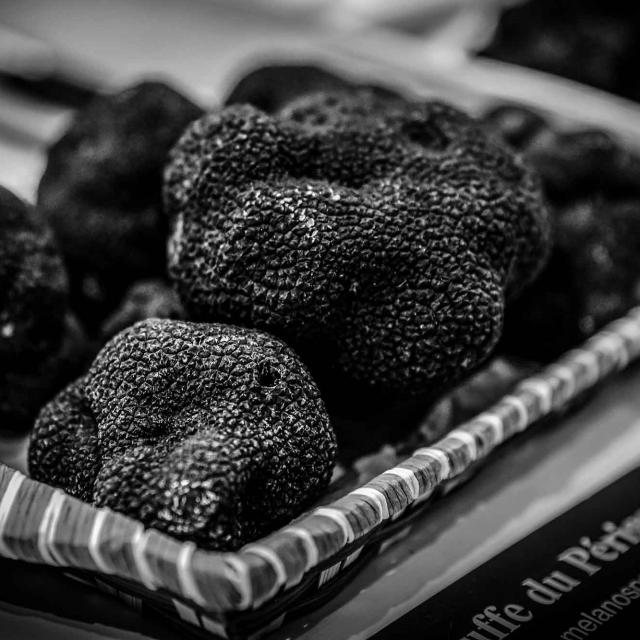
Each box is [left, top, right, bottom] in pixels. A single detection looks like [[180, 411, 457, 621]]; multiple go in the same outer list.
[[481, 0, 640, 102], [37, 81, 203, 332], [100, 279, 185, 340], [0, 186, 86, 433], [485, 105, 640, 360], [224, 63, 400, 112]]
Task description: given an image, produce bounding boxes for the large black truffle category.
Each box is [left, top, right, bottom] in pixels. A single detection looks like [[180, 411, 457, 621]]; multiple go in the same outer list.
[[0, 186, 85, 432], [37, 81, 203, 329], [485, 105, 640, 360], [29, 319, 336, 550], [164, 91, 550, 437]]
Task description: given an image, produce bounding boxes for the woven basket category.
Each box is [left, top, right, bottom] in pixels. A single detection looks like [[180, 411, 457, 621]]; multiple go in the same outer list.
[[2, 306, 640, 638]]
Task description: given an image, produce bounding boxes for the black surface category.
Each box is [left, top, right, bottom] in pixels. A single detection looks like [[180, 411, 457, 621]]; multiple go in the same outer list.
[[0, 558, 179, 639], [372, 465, 640, 639]]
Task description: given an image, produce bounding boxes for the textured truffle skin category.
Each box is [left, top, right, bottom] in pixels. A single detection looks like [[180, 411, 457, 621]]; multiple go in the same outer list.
[[164, 91, 550, 428], [100, 279, 184, 339], [0, 186, 86, 432], [37, 82, 203, 329], [29, 319, 335, 550], [485, 106, 640, 360], [224, 63, 400, 113]]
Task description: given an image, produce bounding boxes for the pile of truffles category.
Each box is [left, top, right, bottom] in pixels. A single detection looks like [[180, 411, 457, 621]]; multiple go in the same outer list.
[[12, 65, 625, 551], [484, 104, 640, 360]]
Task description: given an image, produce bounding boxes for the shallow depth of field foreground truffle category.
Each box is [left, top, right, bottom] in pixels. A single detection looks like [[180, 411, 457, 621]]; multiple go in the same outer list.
[[29, 319, 336, 550]]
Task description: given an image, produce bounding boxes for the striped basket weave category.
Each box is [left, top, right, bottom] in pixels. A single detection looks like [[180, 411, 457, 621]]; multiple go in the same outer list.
[[2, 306, 640, 638]]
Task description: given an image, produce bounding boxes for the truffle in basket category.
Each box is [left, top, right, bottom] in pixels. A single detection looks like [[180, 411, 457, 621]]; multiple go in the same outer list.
[[29, 319, 336, 551], [484, 105, 640, 360], [0, 186, 87, 433], [224, 62, 400, 113], [37, 82, 203, 331], [164, 89, 550, 451]]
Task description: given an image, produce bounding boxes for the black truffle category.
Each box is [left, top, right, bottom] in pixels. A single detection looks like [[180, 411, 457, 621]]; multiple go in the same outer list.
[[164, 91, 550, 436], [37, 81, 203, 329], [224, 63, 400, 113], [100, 279, 184, 340], [525, 129, 640, 204], [0, 186, 85, 432], [480, 0, 640, 102], [29, 319, 335, 550], [485, 106, 640, 359], [502, 197, 640, 360], [482, 103, 550, 151]]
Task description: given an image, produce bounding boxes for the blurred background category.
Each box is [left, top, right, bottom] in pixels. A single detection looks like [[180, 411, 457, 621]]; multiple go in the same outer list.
[[3, 0, 640, 200], [0, 0, 504, 196]]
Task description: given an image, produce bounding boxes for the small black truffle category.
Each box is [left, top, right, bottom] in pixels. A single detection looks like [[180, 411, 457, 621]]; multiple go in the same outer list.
[[37, 81, 203, 329], [224, 63, 400, 113], [29, 319, 336, 550], [482, 103, 550, 151], [100, 279, 184, 340], [0, 186, 85, 432], [164, 91, 550, 436]]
